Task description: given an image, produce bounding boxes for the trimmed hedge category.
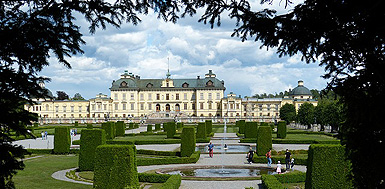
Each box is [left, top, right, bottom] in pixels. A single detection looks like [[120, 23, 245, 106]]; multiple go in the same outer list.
[[274, 171, 306, 183], [181, 126, 196, 157], [138, 173, 171, 183], [137, 151, 200, 166], [260, 122, 269, 126], [54, 127, 70, 154], [147, 124, 153, 132], [79, 129, 106, 171], [74, 121, 79, 127], [155, 123, 161, 131], [94, 145, 139, 189], [196, 122, 206, 139], [101, 122, 115, 140], [134, 123, 139, 128], [129, 122, 134, 129], [137, 149, 179, 156], [115, 121, 125, 137], [176, 122, 183, 129], [86, 123, 93, 129], [33, 122, 39, 127], [277, 121, 287, 139], [305, 144, 352, 189], [245, 122, 258, 138], [160, 174, 181, 189], [27, 148, 80, 154], [238, 120, 246, 134], [261, 174, 284, 189], [256, 126, 272, 156], [205, 120, 212, 135], [272, 139, 340, 144], [166, 122, 176, 138]]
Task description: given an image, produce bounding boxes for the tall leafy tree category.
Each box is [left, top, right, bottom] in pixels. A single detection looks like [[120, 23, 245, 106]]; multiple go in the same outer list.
[[56, 91, 69, 100], [279, 103, 296, 124], [297, 103, 315, 129], [72, 93, 85, 100]]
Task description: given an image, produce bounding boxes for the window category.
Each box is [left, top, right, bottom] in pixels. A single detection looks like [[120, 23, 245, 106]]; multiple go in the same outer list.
[[156, 94, 160, 100], [148, 93, 152, 100], [184, 103, 188, 110], [63, 106, 66, 112], [166, 94, 169, 100], [148, 103, 152, 110], [78, 106, 82, 112], [184, 93, 187, 100], [114, 93, 118, 100], [192, 103, 196, 110], [130, 93, 134, 100], [115, 104, 119, 110], [122, 104, 126, 110], [140, 103, 144, 110], [146, 83, 153, 88], [200, 93, 204, 100], [208, 103, 212, 109], [176, 93, 179, 100], [267, 104, 271, 111], [55, 106, 59, 112], [236, 104, 240, 109], [244, 105, 247, 111], [46, 104, 49, 111], [140, 94, 144, 100], [224, 104, 227, 110], [216, 93, 220, 100], [182, 82, 189, 88], [230, 104, 234, 109], [192, 93, 196, 100], [275, 104, 279, 110], [131, 103, 134, 110], [103, 104, 107, 110], [97, 104, 101, 110], [259, 105, 262, 111], [122, 93, 126, 100], [208, 93, 212, 100], [120, 81, 127, 87], [200, 102, 204, 109], [206, 80, 214, 87]]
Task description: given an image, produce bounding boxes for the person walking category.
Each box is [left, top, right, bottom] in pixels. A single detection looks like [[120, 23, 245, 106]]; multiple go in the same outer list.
[[266, 149, 272, 167], [208, 142, 214, 158], [41, 131, 44, 140], [276, 161, 282, 174], [44, 131, 48, 140], [285, 149, 291, 170], [247, 147, 255, 164]]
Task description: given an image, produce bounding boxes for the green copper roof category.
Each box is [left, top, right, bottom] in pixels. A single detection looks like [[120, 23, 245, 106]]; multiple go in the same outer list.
[[289, 85, 312, 96]]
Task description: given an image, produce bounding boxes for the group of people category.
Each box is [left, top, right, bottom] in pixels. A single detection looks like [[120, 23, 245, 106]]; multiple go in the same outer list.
[[207, 142, 295, 174], [70, 128, 77, 136], [40, 131, 48, 140]]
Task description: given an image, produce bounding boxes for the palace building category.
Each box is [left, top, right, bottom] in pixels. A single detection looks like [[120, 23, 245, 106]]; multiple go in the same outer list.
[[25, 70, 317, 123]]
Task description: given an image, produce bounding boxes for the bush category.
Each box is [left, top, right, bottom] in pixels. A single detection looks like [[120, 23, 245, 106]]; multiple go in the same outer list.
[[261, 174, 284, 189], [134, 123, 139, 128], [166, 122, 176, 138], [79, 129, 106, 171], [155, 123, 161, 131], [176, 122, 183, 129], [256, 126, 272, 156], [277, 121, 287, 139], [116, 121, 125, 137], [137, 151, 200, 166], [238, 120, 245, 134], [147, 124, 153, 132], [101, 122, 115, 139], [245, 122, 258, 138], [54, 127, 70, 154], [305, 144, 352, 189], [205, 120, 212, 135], [196, 123, 206, 139], [181, 126, 196, 157], [160, 174, 181, 189], [274, 171, 306, 183], [86, 123, 93, 129], [33, 122, 39, 127], [138, 173, 171, 183], [74, 121, 79, 127], [129, 122, 134, 129], [137, 149, 179, 156], [260, 122, 269, 126], [94, 145, 139, 189]]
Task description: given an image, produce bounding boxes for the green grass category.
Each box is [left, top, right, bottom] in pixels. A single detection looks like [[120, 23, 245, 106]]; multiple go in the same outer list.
[[13, 155, 91, 189], [282, 182, 305, 189], [274, 134, 338, 141], [212, 126, 239, 133], [114, 135, 169, 141]]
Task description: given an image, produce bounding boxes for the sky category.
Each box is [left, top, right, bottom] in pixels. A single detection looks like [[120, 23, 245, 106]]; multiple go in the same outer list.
[[40, 0, 328, 99]]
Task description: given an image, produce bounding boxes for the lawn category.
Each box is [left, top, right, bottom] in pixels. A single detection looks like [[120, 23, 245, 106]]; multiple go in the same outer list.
[[114, 135, 169, 141], [274, 133, 338, 141], [13, 155, 91, 189], [212, 126, 239, 133]]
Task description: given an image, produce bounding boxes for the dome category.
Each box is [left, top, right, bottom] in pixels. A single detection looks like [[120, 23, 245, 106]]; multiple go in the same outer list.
[[289, 80, 312, 96]]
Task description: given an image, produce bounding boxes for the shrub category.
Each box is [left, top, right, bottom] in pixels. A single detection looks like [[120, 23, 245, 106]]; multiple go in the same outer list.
[[245, 122, 258, 138], [256, 126, 272, 156], [155, 123, 161, 131], [138, 173, 171, 183], [53, 127, 70, 154], [111, 122, 116, 138], [74, 121, 79, 127], [305, 144, 352, 189], [137, 149, 179, 156], [86, 123, 93, 129], [94, 145, 139, 189], [79, 129, 106, 171], [147, 124, 153, 132], [205, 120, 212, 135], [196, 122, 206, 139], [137, 151, 200, 166], [176, 122, 183, 129], [134, 123, 139, 128], [181, 126, 196, 157], [261, 174, 284, 189], [260, 122, 269, 126], [101, 122, 114, 139], [129, 122, 134, 129], [238, 120, 245, 134], [33, 122, 39, 127], [166, 122, 176, 138], [277, 121, 287, 139], [274, 171, 306, 183], [116, 121, 125, 137], [160, 174, 181, 189]]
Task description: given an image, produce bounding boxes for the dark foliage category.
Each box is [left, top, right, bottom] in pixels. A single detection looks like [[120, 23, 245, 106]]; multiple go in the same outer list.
[[279, 103, 296, 124]]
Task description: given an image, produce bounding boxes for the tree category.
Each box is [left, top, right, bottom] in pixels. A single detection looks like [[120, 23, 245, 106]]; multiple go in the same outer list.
[[279, 103, 296, 124], [56, 91, 69, 100], [297, 103, 315, 129], [71, 93, 85, 100]]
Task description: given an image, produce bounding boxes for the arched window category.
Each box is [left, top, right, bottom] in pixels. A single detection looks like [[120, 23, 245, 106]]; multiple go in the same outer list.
[[206, 80, 214, 87], [120, 81, 127, 87], [146, 83, 153, 88], [182, 82, 189, 88], [165, 104, 170, 112], [175, 104, 180, 112], [156, 104, 160, 112]]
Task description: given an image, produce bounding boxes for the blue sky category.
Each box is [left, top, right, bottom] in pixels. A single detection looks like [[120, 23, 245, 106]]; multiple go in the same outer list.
[[40, 0, 327, 99]]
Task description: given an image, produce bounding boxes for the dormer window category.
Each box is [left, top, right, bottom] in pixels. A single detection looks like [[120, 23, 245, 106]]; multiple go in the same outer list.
[[206, 80, 214, 87], [146, 83, 153, 88], [182, 82, 189, 88], [120, 81, 127, 87]]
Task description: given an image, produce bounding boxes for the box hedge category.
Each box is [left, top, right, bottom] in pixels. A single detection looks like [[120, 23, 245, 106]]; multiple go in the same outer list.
[[274, 171, 306, 183], [196, 122, 206, 139], [238, 120, 245, 134], [74, 121, 79, 127], [160, 174, 181, 189], [166, 122, 176, 138], [138, 173, 171, 183], [101, 122, 115, 139], [86, 123, 93, 129], [147, 124, 153, 132], [54, 127, 70, 154], [245, 122, 258, 138], [129, 122, 134, 129], [94, 145, 139, 189], [305, 144, 352, 189], [260, 122, 269, 126], [256, 126, 272, 156], [134, 123, 139, 128], [79, 129, 106, 171], [155, 123, 161, 131], [33, 122, 39, 127], [277, 121, 287, 139], [137, 151, 200, 166], [205, 120, 212, 135], [181, 126, 196, 157], [261, 174, 284, 189], [176, 122, 183, 129], [115, 121, 125, 136]]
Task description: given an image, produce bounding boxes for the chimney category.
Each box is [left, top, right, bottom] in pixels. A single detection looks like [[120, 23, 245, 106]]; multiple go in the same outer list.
[[197, 76, 200, 79]]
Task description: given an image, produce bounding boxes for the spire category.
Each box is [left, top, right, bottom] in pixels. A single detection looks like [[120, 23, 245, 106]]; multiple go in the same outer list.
[[166, 57, 171, 79]]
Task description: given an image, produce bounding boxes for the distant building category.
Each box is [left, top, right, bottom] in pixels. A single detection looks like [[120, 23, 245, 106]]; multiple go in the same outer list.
[[25, 71, 316, 123]]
